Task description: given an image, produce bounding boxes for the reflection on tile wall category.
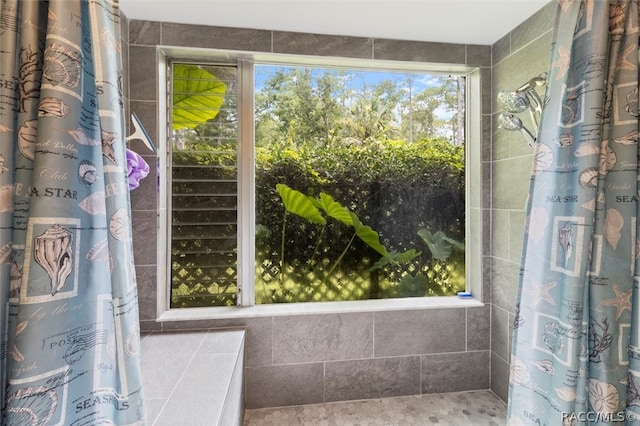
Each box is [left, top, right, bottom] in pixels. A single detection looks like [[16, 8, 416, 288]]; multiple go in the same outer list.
[[489, 1, 555, 402]]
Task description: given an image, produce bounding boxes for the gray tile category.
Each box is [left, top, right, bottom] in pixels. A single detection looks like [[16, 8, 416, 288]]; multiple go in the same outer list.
[[140, 331, 207, 398], [374, 39, 465, 64], [272, 313, 373, 364], [491, 209, 509, 260], [422, 351, 490, 394], [132, 210, 157, 266], [374, 309, 466, 357], [154, 353, 238, 425], [161, 317, 273, 367], [491, 33, 510, 66], [467, 45, 491, 67], [509, 210, 526, 264], [139, 319, 161, 332], [467, 305, 490, 351], [199, 329, 245, 354], [482, 114, 492, 162], [508, 312, 515, 358], [129, 45, 157, 101], [491, 257, 520, 314], [482, 209, 492, 265], [491, 304, 509, 361], [273, 31, 372, 59], [143, 397, 166, 425], [245, 363, 324, 408], [130, 20, 161, 46], [491, 352, 510, 403], [491, 113, 515, 161], [491, 156, 533, 211], [120, 10, 129, 44], [492, 32, 553, 108], [161, 23, 271, 52], [482, 255, 492, 304], [325, 356, 420, 402], [482, 161, 491, 210], [128, 100, 158, 152], [511, 2, 556, 53], [135, 265, 157, 321], [242, 317, 273, 368], [481, 67, 492, 115], [129, 154, 157, 211]]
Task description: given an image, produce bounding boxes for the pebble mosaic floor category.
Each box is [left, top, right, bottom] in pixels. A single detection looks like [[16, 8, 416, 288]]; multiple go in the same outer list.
[[243, 390, 506, 426]]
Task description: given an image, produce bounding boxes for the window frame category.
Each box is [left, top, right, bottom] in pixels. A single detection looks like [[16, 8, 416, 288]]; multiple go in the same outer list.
[[157, 47, 484, 320]]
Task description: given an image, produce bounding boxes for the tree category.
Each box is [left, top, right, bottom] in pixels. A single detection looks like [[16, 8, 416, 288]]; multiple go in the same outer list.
[[255, 68, 344, 147]]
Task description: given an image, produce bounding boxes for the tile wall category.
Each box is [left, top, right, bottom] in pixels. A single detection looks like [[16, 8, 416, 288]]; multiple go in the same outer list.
[[489, 1, 556, 401], [122, 0, 556, 408]]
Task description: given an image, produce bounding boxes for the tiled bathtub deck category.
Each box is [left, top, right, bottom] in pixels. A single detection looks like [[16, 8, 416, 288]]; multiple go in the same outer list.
[[244, 390, 506, 425], [140, 330, 505, 425]]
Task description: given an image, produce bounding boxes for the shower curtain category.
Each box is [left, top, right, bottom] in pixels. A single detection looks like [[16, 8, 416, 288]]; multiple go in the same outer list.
[[0, 0, 145, 424], [508, 1, 640, 424]]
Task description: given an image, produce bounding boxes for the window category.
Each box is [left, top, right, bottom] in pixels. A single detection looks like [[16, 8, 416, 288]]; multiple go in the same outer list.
[[170, 63, 239, 307], [163, 53, 481, 310]]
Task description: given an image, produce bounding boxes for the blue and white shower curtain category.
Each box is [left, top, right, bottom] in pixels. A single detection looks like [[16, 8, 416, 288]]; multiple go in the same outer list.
[[508, 1, 640, 424], [0, 0, 145, 424]]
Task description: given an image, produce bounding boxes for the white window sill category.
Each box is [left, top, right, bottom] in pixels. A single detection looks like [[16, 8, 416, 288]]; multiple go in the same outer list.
[[156, 296, 484, 322]]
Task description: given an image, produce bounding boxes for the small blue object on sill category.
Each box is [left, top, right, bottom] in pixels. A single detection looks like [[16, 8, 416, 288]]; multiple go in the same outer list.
[[457, 291, 473, 299]]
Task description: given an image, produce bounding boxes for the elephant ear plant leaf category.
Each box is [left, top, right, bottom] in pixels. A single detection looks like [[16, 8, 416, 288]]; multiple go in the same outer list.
[[275, 184, 397, 290], [172, 64, 227, 130], [315, 193, 353, 226], [276, 184, 326, 285], [350, 212, 388, 257], [370, 248, 421, 271], [276, 184, 326, 225], [417, 228, 464, 261]]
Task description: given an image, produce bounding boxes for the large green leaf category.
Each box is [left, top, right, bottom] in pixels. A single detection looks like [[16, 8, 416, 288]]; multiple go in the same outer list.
[[276, 184, 326, 225], [398, 272, 428, 297], [350, 212, 388, 257], [370, 249, 421, 271], [172, 65, 227, 130], [417, 229, 464, 261], [314, 193, 353, 226]]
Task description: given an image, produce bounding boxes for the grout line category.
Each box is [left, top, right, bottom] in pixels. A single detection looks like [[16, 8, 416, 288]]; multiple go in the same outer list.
[[152, 332, 208, 423]]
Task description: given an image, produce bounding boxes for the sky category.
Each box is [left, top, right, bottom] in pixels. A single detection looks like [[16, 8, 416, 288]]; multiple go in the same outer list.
[[254, 64, 454, 95]]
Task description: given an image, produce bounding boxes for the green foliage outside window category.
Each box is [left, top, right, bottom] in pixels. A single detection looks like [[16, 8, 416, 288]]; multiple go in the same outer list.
[[170, 63, 466, 307], [255, 137, 465, 303]]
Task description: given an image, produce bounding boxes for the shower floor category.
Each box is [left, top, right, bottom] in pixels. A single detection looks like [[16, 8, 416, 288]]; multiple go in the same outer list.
[[243, 390, 506, 425]]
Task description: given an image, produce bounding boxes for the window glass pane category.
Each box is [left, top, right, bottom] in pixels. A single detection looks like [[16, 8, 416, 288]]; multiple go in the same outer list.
[[170, 63, 239, 307], [254, 65, 466, 304]]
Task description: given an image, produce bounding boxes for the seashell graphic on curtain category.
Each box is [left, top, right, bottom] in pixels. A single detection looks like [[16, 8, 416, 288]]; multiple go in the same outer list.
[[599, 140, 616, 175], [38, 97, 70, 118], [532, 143, 554, 175], [17, 119, 37, 160], [5, 385, 58, 425], [558, 224, 573, 267], [33, 224, 73, 296], [510, 355, 531, 386], [43, 43, 81, 89], [78, 159, 98, 186], [588, 379, 620, 415], [604, 208, 624, 250], [0, 185, 13, 212]]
